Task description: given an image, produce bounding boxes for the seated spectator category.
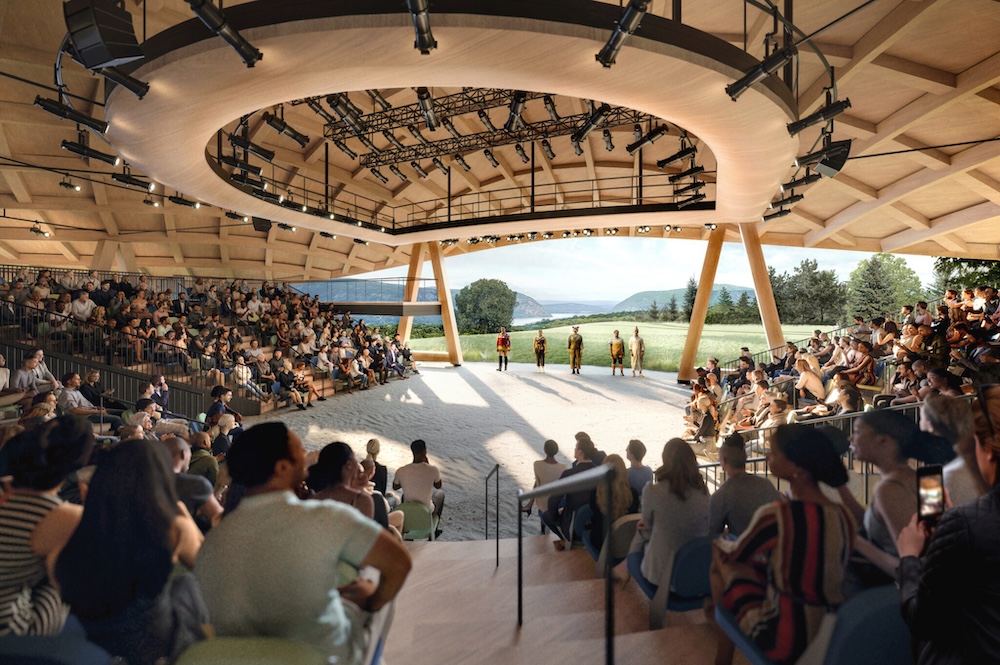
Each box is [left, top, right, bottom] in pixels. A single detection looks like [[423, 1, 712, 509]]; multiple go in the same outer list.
[[161, 436, 224, 531], [79, 369, 129, 412], [154, 330, 191, 374], [187, 431, 220, 488], [276, 361, 307, 410], [0, 417, 93, 636], [210, 414, 238, 460], [897, 383, 1000, 664], [57, 372, 125, 431], [625, 439, 653, 495], [56, 439, 207, 664], [17, 396, 56, 431], [793, 357, 825, 404], [589, 454, 639, 552], [233, 355, 266, 400], [522, 439, 567, 516], [306, 442, 377, 524], [364, 438, 389, 497], [206, 387, 243, 436], [710, 425, 854, 665], [540, 436, 598, 548], [708, 434, 781, 537], [393, 439, 446, 531], [195, 422, 411, 665], [293, 360, 326, 405], [921, 394, 982, 508], [838, 340, 877, 386]]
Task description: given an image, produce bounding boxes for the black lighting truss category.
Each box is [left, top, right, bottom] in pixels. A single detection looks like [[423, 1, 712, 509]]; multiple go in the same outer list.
[[298, 89, 660, 168]]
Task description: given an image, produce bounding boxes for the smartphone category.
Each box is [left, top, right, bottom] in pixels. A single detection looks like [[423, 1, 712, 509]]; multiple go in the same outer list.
[[917, 465, 945, 526]]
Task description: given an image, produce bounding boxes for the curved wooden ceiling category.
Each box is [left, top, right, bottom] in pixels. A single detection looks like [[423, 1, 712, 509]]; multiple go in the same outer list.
[[0, 0, 998, 281]]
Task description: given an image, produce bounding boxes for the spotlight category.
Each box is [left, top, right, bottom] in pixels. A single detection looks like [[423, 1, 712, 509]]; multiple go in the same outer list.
[[230, 172, 266, 190], [306, 99, 338, 124], [184, 0, 262, 67], [770, 192, 803, 209], [357, 135, 379, 153], [571, 137, 583, 156], [59, 179, 81, 192], [411, 161, 429, 178], [416, 87, 439, 129], [542, 232, 554, 239], [672, 225, 682, 233], [229, 134, 275, 162], [367, 90, 392, 111], [635, 225, 651, 234], [726, 45, 797, 101], [333, 139, 357, 160], [405, 0, 437, 54], [668, 165, 704, 183], [656, 145, 696, 168], [112, 172, 154, 192], [61, 139, 120, 166], [408, 124, 430, 146], [602, 129, 615, 152], [596, 0, 649, 67], [626, 125, 668, 155], [515, 144, 530, 164], [35, 96, 107, 133], [453, 154, 471, 172], [327, 95, 367, 135], [225, 211, 249, 222], [354, 238, 369, 245], [787, 99, 851, 137], [378, 132, 403, 152], [543, 95, 560, 121], [572, 231, 580, 237], [143, 197, 159, 207], [263, 112, 310, 148], [370, 168, 389, 184], [252, 190, 280, 203], [704, 223, 718, 230], [763, 209, 792, 222], [30, 225, 51, 238], [673, 180, 704, 196], [219, 155, 262, 176], [432, 157, 449, 174], [389, 165, 408, 181], [541, 139, 555, 160], [526, 232, 537, 240], [320, 231, 337, 239], [277, 223, 296, 232], [582, 228, 593, 236], [676, 193, 706, 208], [571, 103, 610, 142], [441, 117, 462, 139], [505, 91, 527, 132], [96, 67, 149, 99], [562, 231, 571, 238], [605, 228, 618, 236], [484, 149, 499, 168], [168, 194, 200, 208], [780, 170, 822, 193], [795, 139, 851, 177], [477, 110, 498, 133]]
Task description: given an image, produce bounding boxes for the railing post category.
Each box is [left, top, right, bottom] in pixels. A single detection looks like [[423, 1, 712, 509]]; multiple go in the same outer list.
[[517, 492, 523, 627], [604, 470, 615, 665], [496, 462, 500, 569]]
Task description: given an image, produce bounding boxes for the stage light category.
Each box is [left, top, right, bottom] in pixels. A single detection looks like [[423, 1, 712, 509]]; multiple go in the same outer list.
[[184, 0, 262, 66], [605, 228, 618, 236], [544, 95, 560, 121], [277, 223, 296, 232], [763, 208, 792, 222], [370, 168, 388, 184], [770, 192, 804, 209], [505, 91, 527, 132], [441, 117, 461, 139], [320, 231, 337, 239], [726, 46, 797, 101], [333, 139, 357, 160], [225, 211, 249, 222], [542, 232, 554, 239], [453, 154, 471, 172], [571, 137, 583, 156], [61, 139, 120, 166], [59, 179, 81, 192], [354, 238, 369, 245], [515, 144, 530, 164], [357, 135, 379, 153], [626, 124, 667, 155], [602, 129, 615, 152], [230, 172, 266, 190], [408, 124, 430, 146], [168, 194, 200, 208], [405, 0, 437, 54], [571, 103, 610, 143], [432, 157, 449, 174], [381, 130, 405, 150], [112, 172, 154, 191], [367, 90, 392, 111], [416, 87, 439, 129], [263, 112, 309, 148], [389, 165, 408, 181], [541, 139, 555, 160], [596, 0, 649, 67], [229, 134, 274, 162], [677, 193, 706, 209], [31, 225, 51, 238], [656, 145, 696, 169], [477, 110, 497, 133], [35, 96, 107, 133], [252, 190, 280, 203], [668, 165, 705, 183], [704, 223, 718, 230], [220, 155, 262, 177], [143, 197, 159, 207], [484, 149, 499, 168], [582, 228, 594, 236], [787, 99, 851, 137], [411, 161, 429, 178], [96, 66, 149, 99], [305, 99, 337, 125], [327, 94, 367, 135], [780, 170, 821, 193], [673, 180, 704, 196], [795, 139, 851, 176]]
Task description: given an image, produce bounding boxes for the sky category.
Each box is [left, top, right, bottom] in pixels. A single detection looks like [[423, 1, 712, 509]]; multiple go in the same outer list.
[[364, 237, 937, 304]]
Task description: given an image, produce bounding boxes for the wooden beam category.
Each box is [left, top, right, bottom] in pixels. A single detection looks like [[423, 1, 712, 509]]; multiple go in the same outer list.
[[881, 201, 1000, 252], [677, 227, 724, 383], [427, 241, 463, 366], [870, 53, 957, 94], [398, 242, 428, 343], [742, 224, 784, 351]]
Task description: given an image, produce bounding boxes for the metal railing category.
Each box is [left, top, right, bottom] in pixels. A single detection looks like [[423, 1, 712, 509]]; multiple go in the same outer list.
[[293, 277, 437, 304], [485, 463, 500, 569], [517, 464, 615, 665]]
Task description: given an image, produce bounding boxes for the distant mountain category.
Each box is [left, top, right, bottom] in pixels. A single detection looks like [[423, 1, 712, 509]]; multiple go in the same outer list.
[[542, 302, 612, 314], [515, 292, 549, 318], [612, 285, 754, 312]]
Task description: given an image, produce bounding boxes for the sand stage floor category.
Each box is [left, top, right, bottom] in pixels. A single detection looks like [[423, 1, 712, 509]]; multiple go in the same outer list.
[[244, 361, 693, 541]]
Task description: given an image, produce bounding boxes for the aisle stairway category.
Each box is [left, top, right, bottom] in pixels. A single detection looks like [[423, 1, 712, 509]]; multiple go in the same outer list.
[[385, 535, 729, 665]]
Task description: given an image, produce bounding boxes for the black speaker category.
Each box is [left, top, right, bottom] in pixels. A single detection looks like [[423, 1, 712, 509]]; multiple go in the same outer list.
[[64, 0, 144, 70], [252, 217, 273, 233], [815, 140, 851, 178]]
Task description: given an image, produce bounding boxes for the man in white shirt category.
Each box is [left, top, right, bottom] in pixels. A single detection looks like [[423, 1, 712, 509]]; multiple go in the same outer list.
[[58, 372, 124, 429], [70, 290, 96, 321], [393, 439, 445, 527], [629, 327, 645, 377]]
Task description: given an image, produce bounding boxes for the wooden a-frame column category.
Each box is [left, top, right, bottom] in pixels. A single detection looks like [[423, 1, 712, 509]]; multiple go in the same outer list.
[[677, 226, 725, 383], [741, 223, 784, 352], [427, 241, 464, 365], [396, 242, 427, 343]]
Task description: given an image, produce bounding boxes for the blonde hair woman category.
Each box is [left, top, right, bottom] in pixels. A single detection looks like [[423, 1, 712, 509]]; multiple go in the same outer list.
[[591, 454, 639, 552]]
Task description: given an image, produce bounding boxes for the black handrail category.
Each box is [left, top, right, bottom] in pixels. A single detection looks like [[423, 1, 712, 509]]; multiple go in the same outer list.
[[517, 464, 615, 665], [485, 463, 500, 569]]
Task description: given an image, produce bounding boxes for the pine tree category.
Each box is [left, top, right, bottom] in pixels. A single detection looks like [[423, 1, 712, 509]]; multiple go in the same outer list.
[[735, 291, 757, 323], [667, 295, 679, 321], [717, 286, 734, 307], [648, 300, 659, 320], [683, 277, 697, 321]]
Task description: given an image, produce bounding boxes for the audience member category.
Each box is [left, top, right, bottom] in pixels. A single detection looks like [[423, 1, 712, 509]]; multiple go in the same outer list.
[[625, 439, 653, 495], [708, 434, 781, 537], [521, 439, 566, 517], [160, 436, 224, 530], [589, 454, 639, 552], [307, 442, 377, 523], [187, 431, 220, 487], [541, 436, 597, 548], [393, 439, 445, 534], [921, 394, 983, 508], [57, 372, 124, 431]]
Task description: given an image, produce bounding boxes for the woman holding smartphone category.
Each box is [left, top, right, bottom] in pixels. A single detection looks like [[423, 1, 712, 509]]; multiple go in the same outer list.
[[897, 385, 1000, 664]]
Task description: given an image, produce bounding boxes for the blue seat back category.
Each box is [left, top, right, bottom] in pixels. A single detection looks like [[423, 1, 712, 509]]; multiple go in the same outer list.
[[667, 535, 714, 609], [823, 585, 912, 665], [0, 634, 111, 665]]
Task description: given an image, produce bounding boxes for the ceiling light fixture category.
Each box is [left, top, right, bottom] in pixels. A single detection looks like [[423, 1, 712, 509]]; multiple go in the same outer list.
[[596, 0, 649, 67], [543, 95, 560, 121], [59, 178, 81, 192], [408, 124, 430, 146], [357, 135, 379, 153], [780, 170, 822, 193], [220, 155, 262, 176], [477, 110, 497, 133], [505, 91, 527, 132], [432, 157, 449, 174], [263, 112, 310, 148], [30, 225, 51, 238], [726, 46, 798, 101], [541, 139, 555, 160], [277, 223, 296, 232], [381, 131, 405, 151], [184, 0, 262, 66], [230, 172, 266, 190], [96, 66, 149, 99], [763, 209, 791, 222], [34, 96, 108, 133], [453, 154, 471, 172], [61, 139, 120, 166], [367, 90, 392, 111], [770, 192, 804, 209], [229, 134, 274, 162], [112, 172, 154, 192], [704, 223, 718, 230], [369, 167, 388, 184], [327, 94, 367, 135], [673, 180, 705, 196], [389, 164, 408, 181], [225, 211, 249, 222], [626, 124, 668, 155], [668, 165, 705, 183], [602, 129, 615, 152], [405, 0, 437, 54], [484, 149, 499, 168], [306, 99, 337, 124], [416, 87, 439, 130], [441, 117, 462, 139], [168, 193, 200, 208], [605, 228, 618, 236], [571, 137, 583, 156], [411, 161, 429, 178], [515, 144, 530, 164], [656, 145, 696, 169], [252, 190, 280, 203], [677, 193, 706, 209], [143, 196, 159, 207], [672, 225, 682, 233], [320, 231, 337, 239], [333, 139, 357, 160], [787, 99, 852, 137], [571, 103, 611, 143]]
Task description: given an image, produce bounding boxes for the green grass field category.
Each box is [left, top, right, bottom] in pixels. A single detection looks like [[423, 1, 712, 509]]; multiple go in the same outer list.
[[408, 321, 819, 372]]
